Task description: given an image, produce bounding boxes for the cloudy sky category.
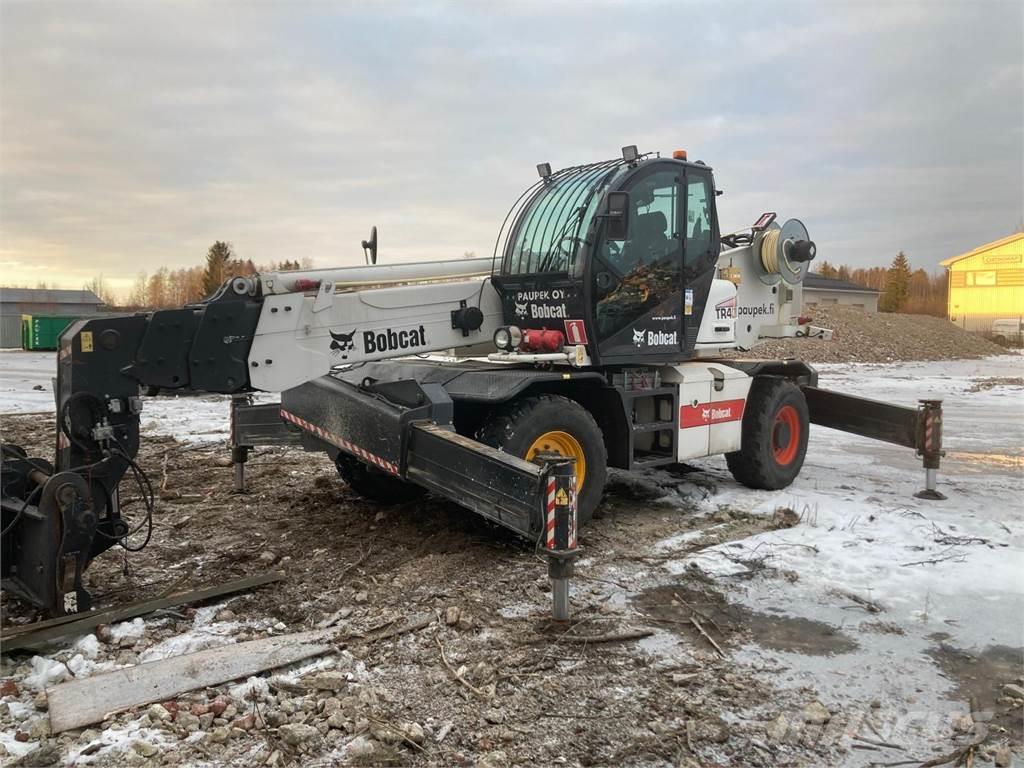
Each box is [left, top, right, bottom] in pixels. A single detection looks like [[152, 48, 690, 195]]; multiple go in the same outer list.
[[1, 1, 1021, 295]]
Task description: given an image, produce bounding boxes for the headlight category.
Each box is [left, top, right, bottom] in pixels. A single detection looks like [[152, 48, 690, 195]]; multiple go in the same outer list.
[[492, 326, 522, 351]]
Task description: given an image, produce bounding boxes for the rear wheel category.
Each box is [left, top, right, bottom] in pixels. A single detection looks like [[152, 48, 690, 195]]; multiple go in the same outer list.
[[994, 334, 1007, 345], [335, 453, 425, 504], [476, 395, 607, 524], [726, 378, 809, 490]]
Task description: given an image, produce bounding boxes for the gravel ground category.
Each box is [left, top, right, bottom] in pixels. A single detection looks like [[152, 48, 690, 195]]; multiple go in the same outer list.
[[736, 307, 1006, 364], [0, 415, 840, 768], [1, 352, 1020, 767]]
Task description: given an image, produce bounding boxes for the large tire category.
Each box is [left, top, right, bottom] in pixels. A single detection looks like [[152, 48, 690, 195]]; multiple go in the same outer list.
[[726, 378, 809, 490], [476, 395, 607, 525], [335, 453, 425, 504]]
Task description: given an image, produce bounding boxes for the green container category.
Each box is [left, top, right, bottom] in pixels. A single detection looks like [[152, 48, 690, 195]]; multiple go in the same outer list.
[[20, 314, 81, 351]]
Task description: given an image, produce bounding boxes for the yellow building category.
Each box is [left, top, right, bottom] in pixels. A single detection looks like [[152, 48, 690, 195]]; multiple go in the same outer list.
[[940, 233, 1024, 333]]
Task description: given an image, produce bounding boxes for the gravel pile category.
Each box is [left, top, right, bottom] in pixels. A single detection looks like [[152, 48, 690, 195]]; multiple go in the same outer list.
[[739, 306, 1007, 364]]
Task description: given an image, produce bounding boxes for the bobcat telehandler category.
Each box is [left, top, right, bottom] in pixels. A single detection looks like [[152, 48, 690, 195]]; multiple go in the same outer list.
[[1, 146, 945, 615]]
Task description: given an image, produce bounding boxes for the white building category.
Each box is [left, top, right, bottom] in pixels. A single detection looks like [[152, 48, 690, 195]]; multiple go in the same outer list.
[[802, 274, 880, 312]]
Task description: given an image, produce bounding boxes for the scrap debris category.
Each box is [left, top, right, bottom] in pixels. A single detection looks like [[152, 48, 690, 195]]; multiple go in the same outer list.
[[2, 572, 284, 652], [47, 630, 334, 733]]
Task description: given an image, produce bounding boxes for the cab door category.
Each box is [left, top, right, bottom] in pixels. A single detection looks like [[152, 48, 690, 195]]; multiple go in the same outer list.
[[589, 164, 685, 363], [680, 168, 720, 352]]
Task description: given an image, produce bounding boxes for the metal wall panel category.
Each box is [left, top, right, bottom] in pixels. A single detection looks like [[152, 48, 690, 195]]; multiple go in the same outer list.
[[0, 314, 22, 348]]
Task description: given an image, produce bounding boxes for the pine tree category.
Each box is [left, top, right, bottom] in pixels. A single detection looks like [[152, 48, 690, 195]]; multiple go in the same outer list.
[[816, 260, 837, 278], [202, 241, 235, 296], [880, 251, 912, 312]]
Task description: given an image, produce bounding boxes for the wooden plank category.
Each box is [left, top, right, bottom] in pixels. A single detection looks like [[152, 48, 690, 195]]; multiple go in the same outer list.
[[47, 629, 332, 733], [2, 572, 284, 651]]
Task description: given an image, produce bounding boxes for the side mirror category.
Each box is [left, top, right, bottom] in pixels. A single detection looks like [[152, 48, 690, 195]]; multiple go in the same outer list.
[[603, 191, 630, 241], [361, 225, 378, 265]]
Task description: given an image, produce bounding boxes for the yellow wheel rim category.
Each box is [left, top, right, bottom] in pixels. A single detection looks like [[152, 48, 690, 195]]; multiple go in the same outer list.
[[525, 431, 587, 489]]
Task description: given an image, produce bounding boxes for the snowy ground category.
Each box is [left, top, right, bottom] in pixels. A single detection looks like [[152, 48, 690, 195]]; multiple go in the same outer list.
[[1, 349, 1022, 765], [643, 356, 1024, 762], [0, 349, 265, 445]]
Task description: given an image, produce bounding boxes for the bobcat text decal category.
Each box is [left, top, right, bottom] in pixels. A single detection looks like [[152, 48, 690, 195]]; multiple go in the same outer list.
[[363, 325, 427, 354], [330, 325, 428, 358], [513, 289, 568, 320], [680, 398, 746, 428], [631, 328, 679, 348]]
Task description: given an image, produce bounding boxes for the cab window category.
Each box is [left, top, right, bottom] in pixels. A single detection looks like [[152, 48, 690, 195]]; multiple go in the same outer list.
[[685, 174, 714, 269], [593, 169, 681, 341]]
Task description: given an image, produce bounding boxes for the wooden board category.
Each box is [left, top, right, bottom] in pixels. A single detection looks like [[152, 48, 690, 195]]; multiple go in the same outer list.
[[2, 572, 284, 652], [47, 630, 332, 733]]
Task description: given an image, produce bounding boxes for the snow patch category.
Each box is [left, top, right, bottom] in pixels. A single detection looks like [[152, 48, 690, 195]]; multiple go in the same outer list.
[[24, 656, 69, 690], [228, 675, 271, 702], [108, 617, 146, 645], [74, 633, 101, 660], [66, 720, 168, 765]]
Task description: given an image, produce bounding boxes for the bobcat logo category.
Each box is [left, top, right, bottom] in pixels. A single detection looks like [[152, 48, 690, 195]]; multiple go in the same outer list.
[[329, 329, 357, 359], [632, 328, 645, 348], [514, 302, 529, 318]]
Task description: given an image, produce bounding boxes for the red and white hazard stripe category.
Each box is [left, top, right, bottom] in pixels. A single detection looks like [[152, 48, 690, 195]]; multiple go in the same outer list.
[[545, 477, 557, 549], [568, 477, 577, 549], [280, 408, 399, 475]]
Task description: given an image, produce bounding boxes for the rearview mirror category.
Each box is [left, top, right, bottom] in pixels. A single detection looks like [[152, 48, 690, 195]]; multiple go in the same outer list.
[[603, 192, 630, 241]]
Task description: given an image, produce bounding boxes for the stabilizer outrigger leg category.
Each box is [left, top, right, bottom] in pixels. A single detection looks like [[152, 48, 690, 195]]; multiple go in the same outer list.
[[914, 399, 946, 501], [537, 456, 579, 622], [802, 387, 947, 501]]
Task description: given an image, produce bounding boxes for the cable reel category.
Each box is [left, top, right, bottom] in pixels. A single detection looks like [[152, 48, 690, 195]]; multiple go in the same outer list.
[[751, 218, 816, 286]]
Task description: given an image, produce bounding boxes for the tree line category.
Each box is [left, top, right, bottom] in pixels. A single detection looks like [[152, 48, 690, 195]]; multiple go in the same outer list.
[[87, 242, 313, 309], [814, 252, 947, 316], [17, 243, 946, 317]]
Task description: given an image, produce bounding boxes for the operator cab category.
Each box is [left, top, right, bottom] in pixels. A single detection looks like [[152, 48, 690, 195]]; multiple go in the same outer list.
[[494, 147, 720, 365]]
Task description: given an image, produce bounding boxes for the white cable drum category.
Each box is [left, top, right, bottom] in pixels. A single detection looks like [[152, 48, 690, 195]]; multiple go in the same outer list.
[[756, 219, 812, 285]]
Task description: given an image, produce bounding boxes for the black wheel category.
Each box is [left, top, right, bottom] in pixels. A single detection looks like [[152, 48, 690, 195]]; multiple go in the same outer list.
[[994, 335, 1007, 345], [476, 394, 607, 524], [726, 378, 809, 490], [335, 453, 425, 504]]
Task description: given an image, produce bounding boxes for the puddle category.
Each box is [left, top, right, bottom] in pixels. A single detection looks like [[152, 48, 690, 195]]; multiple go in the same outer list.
[[945, 451, 1024, 470], [633, 584, 858, 657], [966, 376, 1024, 393], [926, 641, 1024, 739]]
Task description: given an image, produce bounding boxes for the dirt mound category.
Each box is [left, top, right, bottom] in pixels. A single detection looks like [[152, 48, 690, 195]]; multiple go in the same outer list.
[[736, 306, 1006, 363]]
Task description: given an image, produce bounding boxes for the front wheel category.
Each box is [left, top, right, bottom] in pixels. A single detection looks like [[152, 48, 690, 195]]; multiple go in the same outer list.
[[476, 395, 607, 525], [335, 453, 426, 504], [726, 378, 809, 490]]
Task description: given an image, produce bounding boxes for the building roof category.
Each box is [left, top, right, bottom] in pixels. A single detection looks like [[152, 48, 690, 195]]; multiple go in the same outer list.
[[0, 288, 103, 305], [803, 273, 880, 294], [939, 232, 1024, 267]]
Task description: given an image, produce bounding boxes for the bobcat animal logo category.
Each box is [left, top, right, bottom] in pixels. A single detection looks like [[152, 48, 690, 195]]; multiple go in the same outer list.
[[329, 329, 358, 359], [514, 302, 529, 318], [632, 328, 646, 348]]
